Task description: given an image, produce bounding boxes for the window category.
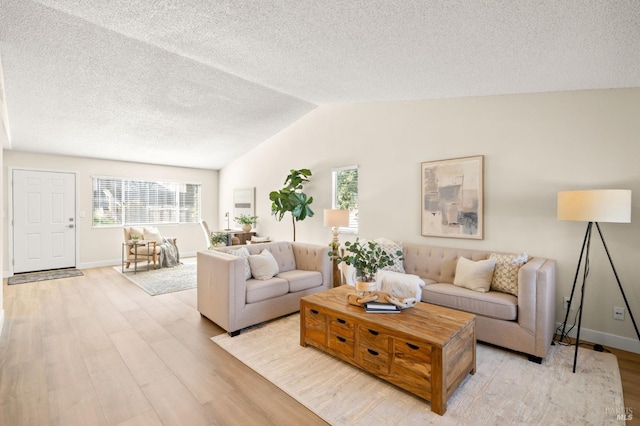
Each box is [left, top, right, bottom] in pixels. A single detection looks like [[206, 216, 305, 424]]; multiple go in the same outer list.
[[92, 176, 200, 227], [332, 165, 358, 233]]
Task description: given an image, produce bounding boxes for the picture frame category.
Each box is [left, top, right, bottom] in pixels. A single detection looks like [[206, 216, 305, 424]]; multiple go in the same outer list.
[[233, 187, 255, 226], [421, 155, 484, 239]]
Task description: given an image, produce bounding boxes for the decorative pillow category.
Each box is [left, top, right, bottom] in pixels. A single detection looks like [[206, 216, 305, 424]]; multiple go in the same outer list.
[[490, 252, 529, 296], [453, 257, 496, 293], [248, 249, 280, 280], [227, 247, 252, 280], [143, 226, 163, 244], [129, 226, 145, 240], [374, 237, 405, 273]]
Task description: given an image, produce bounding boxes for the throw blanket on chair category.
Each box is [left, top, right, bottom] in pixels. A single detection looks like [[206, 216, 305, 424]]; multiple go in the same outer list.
[[158, 237, 180, 268]]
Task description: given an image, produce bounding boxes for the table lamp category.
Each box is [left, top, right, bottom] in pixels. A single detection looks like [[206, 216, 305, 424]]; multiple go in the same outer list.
[[324, 209, 349, 286]]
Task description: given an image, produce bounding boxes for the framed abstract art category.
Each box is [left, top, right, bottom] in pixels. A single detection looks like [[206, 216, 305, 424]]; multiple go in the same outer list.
[[421, 155, 484, 239]]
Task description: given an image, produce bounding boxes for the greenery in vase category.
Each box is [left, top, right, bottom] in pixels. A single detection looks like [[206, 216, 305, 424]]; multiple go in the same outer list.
[[235, 214, 258, 225], [209, 232, 228, 247], [269, 168, 314, 241], [329, 238, 403, 282]]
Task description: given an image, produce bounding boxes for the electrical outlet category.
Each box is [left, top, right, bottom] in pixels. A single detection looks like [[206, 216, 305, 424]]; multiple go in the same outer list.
[[563, 296, 571, 310], [613, 306, 625, 321]]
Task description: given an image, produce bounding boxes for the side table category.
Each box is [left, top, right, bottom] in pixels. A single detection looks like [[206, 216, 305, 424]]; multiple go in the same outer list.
[[122, 240, 157, 274]]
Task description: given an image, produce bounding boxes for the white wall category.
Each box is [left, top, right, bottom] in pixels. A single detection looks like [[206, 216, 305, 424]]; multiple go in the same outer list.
[[220, 88, 640, 352], [3, 151, 218, 272], [0, 55, 7, 333]]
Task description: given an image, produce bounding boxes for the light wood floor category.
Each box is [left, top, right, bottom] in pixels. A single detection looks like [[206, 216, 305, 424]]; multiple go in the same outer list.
[[1, 264, 638, 425], [0, 264, 327, 425]]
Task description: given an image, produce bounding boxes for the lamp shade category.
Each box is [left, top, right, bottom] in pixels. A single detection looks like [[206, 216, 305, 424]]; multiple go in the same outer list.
[[557, 190, 631, 223], [323, 209, 350, 227]]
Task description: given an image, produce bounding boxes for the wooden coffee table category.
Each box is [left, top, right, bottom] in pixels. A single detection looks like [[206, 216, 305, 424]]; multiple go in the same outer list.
[[300, 286, 476, 415]]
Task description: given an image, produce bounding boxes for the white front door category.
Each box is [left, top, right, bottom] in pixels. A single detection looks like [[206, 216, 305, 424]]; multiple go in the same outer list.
[[13, 169, 76, 273]]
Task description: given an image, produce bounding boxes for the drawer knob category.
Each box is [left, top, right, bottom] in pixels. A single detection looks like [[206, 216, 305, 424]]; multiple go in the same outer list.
[[407, 343, 419, 350], [337, 318, 346, 324], [337, 336, 346, 342], [310, 309, 319, 315], [367, 348, 379, 356], [368, 329, 379, 336]]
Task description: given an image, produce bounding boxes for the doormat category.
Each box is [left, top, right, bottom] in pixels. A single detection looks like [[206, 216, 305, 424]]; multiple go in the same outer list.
[[7, 268, 84, 285]]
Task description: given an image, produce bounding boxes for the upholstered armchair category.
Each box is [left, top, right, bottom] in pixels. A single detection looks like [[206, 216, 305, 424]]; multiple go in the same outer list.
[[123, 226, 178, 269]]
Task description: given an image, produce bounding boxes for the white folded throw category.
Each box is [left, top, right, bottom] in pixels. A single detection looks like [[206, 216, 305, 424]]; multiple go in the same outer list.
[[377, 270, 425, 301]]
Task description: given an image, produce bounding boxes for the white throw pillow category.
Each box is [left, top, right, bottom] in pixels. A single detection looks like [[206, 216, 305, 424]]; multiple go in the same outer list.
[[129, 226, 145, 240], [227, 247, 252, 280], [374, 237, 405, 273], [143, 226, 163, 244], [490, 252, 528, 296], [453, 257, 496, 293], [248, 249, 280, 280]]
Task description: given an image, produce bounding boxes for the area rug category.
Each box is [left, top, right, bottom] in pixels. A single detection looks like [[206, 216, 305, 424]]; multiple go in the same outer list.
[[8, 268, 83, 285], [212, 314, 625, 425], [114, 257, 196, 296]]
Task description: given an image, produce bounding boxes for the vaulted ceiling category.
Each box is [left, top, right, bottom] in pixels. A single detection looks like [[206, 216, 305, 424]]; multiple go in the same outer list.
[[1, 1, 639, 169]]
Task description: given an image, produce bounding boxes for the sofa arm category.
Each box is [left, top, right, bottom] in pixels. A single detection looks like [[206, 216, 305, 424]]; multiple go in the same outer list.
[[291, 242, 332, 288], [197, 250, 247, 333], [517, 257, 557, 345]]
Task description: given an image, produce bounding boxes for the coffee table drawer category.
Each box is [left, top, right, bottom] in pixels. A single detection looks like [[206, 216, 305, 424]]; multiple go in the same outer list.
[[358, 346, 390, 374], [328, 332, 355, 358], [329, 314, 355, 339], [358, 326, 390, 352], [304, 306, 326, 345], [391, 337, 433, 381]]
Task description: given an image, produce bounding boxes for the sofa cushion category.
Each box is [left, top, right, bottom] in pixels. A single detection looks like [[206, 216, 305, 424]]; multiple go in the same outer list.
[[277, 270, 323, 292], [490, 252, 528, 296], [423, 283, 517, 321], [248, 249, 280, 280], [227, 247, 251, 280], [246, 277, 289, 303], [247, 242, 297, 273], [453, 257, 496, 292]]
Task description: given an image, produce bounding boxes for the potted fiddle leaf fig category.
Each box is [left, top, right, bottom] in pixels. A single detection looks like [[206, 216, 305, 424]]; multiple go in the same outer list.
[[330, 238, 403, 294], [269, 168, 314, 241]]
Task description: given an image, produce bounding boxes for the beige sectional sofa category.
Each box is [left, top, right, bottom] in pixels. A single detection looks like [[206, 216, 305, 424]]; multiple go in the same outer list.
[[400, 243, 556, 362], [197, 241, 331, 336]]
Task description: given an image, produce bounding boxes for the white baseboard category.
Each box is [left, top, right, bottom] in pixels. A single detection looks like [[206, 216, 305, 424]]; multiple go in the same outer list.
[[556, 322, 640, 354]]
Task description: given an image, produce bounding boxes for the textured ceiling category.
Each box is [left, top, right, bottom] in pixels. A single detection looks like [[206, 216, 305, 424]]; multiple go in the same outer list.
[[1, 0, 639, 169]]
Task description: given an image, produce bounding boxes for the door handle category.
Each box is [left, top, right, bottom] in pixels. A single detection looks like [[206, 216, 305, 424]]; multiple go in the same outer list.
[[66, 224, 75, 228]]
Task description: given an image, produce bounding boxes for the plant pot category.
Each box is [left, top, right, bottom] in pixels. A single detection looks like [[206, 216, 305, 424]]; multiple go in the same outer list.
[[355, 280, 377, 296], [242, 224, 252, 232]]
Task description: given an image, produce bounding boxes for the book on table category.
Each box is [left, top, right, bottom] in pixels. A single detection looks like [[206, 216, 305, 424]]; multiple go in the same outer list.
[[364, 301, 401, 313]]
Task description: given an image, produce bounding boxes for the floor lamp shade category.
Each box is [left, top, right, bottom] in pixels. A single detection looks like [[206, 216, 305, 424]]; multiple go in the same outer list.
[[557, 190, 631, 223], [323, 209, 350, 228]]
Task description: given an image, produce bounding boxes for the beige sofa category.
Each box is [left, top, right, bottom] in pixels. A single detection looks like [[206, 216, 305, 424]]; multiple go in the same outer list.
[[197, 241, 331, 336], [400, 243, 556, 362]]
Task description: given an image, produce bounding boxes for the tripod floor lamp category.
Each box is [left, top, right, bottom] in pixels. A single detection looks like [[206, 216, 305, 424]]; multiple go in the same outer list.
[[557, 189, 639, 373]]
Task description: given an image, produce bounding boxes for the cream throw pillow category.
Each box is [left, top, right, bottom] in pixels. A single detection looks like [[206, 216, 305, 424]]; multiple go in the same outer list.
[[228, 247, 252, 280], [489, 252, 529, 296], [143, 226, 163, 244], [248, 249, 279, 280], [453, 257, 496, 293], [129, 226, 145, 240]]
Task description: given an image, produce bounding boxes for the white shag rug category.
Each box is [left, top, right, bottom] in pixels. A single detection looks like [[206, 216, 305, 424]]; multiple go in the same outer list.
[[212, 314, 625, 425], [114, 257, 196, 296]]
